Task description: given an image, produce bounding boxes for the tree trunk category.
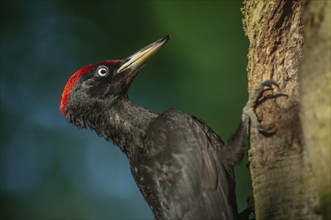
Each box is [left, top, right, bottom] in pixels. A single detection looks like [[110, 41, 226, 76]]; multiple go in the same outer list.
[[300, 1, 331, 219], [242, 0, 329, 219]]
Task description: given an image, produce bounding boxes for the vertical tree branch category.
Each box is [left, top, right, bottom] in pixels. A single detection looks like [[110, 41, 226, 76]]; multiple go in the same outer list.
[[242, 0, 322, 219], [300, 1, 331, 219]]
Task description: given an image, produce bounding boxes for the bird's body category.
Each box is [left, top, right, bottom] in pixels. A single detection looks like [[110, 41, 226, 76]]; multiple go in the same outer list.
[[60, 35, 277, 220], [68, 93, 242, 219], [135, 109, 240, 220]]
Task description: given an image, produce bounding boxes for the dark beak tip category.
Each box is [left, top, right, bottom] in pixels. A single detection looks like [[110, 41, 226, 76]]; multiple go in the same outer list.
[[164, 34, 171, 40], [160, 34, 171, 44]]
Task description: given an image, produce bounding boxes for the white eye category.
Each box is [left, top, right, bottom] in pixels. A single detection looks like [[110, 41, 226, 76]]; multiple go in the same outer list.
[[97, 67, 108, 77]]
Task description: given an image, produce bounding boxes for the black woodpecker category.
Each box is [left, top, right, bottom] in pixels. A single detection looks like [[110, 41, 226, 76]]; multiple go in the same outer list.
[[60, 35, 277, 220]]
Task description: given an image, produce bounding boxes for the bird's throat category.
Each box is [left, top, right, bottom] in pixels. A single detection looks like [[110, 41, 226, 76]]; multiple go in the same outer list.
[[94, 97, 157, 156]]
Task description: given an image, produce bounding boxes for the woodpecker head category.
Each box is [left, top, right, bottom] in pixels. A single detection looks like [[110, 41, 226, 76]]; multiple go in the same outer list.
[[60, 35, 170, 127]]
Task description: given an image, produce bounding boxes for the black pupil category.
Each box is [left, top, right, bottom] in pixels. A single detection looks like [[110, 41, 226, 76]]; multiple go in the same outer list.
[[100, 69, 107, 75]]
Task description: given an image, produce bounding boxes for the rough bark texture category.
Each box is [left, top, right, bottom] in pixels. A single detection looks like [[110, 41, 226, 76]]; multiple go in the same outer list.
[[242, 0, 323, 219], [300, 1, 331, 219]]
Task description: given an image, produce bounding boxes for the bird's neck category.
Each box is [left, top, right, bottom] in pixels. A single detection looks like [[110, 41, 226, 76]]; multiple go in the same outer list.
[[94, 97, 157, 157]]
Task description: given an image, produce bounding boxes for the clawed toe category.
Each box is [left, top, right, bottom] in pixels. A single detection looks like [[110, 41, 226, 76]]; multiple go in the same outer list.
[[260, 80, 279, 89], [255, 122, 279, 135], [253, 80, 279, 98], [243, 80, 282, 134]]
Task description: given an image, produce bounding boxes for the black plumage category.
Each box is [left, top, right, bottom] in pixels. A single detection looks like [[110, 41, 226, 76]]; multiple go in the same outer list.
[[60, 35, 276, 220]]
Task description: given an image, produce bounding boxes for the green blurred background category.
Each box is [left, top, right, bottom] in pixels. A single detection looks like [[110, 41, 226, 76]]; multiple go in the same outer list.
[[0, 1, 251, 219]]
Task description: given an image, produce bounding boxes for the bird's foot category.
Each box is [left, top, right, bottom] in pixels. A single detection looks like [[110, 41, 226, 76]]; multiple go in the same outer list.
[[243, 80, 281, 134]]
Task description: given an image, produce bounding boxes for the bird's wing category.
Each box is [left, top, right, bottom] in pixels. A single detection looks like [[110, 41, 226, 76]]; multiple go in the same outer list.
[[142, 109, 237, 220]]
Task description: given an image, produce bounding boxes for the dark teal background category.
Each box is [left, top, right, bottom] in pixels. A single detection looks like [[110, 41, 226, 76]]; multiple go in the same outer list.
[[1, 1, 251, 219]]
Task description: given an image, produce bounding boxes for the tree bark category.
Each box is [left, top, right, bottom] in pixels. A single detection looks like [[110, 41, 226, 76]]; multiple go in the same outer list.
[[242, 0, 329, 219]]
